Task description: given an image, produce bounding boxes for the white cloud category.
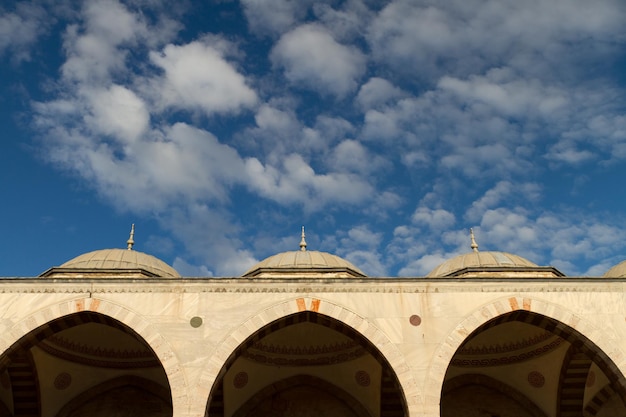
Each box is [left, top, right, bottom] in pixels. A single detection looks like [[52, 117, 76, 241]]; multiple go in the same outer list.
[[60, 0, 153, 84], [34, 120, 248, 212], [367, 0, 626, 81], [255, 104, 297, 132], [149, 40, 258, 115], [82, 0, 143, 45], [240, 105, 349, 163], [172, 257, 213, 277], [0, 3, 46, 63], [327, 139, 389, 175], [160, 204, 258, 277], [22, 0, 626, 280], [241, 0, 311, 36], [412, 207, 455, 230], [546, 140, 596, 165], [244, 153, 374, 209], [356, 77, 406, 110], [343, 225, 383, 251], [465, 181, 541, 223], [438, 69, 569, 119], [312, 0, 372, 42], [398, 253, 449, 277], [84, 85, 149, 142], [335, 225, 387, 276], [271, 23, 366, 97]]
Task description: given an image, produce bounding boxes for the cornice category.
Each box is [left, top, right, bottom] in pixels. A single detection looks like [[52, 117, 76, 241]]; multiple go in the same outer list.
[[0, 277, 623, 294]]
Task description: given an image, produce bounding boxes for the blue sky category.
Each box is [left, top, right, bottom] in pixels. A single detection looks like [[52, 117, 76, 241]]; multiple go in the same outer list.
[[1, 0, 626, 277]]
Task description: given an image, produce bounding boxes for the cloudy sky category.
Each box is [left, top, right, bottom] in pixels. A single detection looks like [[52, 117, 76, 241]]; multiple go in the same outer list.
[[1, 0, 625, 277]]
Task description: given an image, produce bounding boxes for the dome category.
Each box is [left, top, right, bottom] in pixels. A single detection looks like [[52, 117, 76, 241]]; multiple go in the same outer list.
[[242, 227, 366, 278], [426, 251, 542, 277], [243, 250, 366, 278], [603, 260, 626, 278], [40, 248, 181, 278], [40, 225, 181, 279], [426, 229, 564, 278]]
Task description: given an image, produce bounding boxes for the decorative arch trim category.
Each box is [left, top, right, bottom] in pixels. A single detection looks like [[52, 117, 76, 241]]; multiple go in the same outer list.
[[0, 297, 187, 414], [425, 295, 626, 404], [583, 382, 626, 417], [196, 297, 417, 416]]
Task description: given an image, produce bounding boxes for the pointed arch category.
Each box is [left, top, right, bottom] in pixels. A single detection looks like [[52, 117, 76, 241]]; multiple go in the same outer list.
[[196, 297, 417, 417], [425, 296, 626, 403], [0, 297, 187, 415]]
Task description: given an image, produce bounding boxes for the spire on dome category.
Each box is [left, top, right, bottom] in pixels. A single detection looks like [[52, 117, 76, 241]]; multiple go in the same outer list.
[[470, 228, 479, 253], [299, 226, 307, 251], [127, 224, 135, 250]]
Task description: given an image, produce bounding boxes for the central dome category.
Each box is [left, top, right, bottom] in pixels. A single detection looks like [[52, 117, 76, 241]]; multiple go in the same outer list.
[[242, 228, 366, 278], [426, 251, 541, 277], [243, 250, 366, 278]]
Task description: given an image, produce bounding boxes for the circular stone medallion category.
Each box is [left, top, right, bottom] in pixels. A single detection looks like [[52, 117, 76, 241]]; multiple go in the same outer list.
[[409, 315, 422, 326], [527, 371, 545, 388], [54, 372, 72, 390], [190, 316, 203, 328]]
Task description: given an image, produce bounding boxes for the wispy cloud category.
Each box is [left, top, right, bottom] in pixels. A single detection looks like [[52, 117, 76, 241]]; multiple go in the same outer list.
[[9, 0, 626, 277]]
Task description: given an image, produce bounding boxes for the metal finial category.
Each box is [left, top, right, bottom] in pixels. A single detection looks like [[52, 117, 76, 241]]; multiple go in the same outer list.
[[470, 228, 479, 253], [127, 224, 135, 250], [299, 226, 307, 251]]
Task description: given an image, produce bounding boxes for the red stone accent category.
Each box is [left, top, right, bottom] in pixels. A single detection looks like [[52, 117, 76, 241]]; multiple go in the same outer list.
[[310, 299, 320, 312], [527, 371, 545, 388], [523, 298, 531, 310], [296, 298, 306, 312], [409, 315, 422, 326], [233, 372, 248, 389], [355, 370, 371, 387], [509, 297, 519, 310]]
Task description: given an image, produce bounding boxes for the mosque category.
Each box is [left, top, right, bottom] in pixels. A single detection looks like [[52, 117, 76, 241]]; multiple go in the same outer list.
[[1, 225, 625, 417]]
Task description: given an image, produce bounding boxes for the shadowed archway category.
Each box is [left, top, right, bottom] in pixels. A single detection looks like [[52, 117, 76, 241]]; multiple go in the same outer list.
[[441, 310, 626, 417], [0, 311, 172, 417], [206, 310, 407, 417]]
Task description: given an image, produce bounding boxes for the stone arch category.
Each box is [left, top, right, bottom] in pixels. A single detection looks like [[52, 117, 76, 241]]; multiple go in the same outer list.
[[0, 297, 188, 415], [425, 295, 626, 411], [584, 383, 621, 417], [232, 374, 374, 417], [195, 296, 417, 417]]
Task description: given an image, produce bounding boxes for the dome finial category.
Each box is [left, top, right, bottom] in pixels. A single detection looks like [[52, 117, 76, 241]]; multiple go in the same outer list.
[[470, 228, 479, 253], [127, 224, 135, 250], [299, 226, 307, 251]]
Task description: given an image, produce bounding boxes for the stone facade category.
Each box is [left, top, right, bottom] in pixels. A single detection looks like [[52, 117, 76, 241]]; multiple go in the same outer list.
[[0, 274, 625, 417]]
